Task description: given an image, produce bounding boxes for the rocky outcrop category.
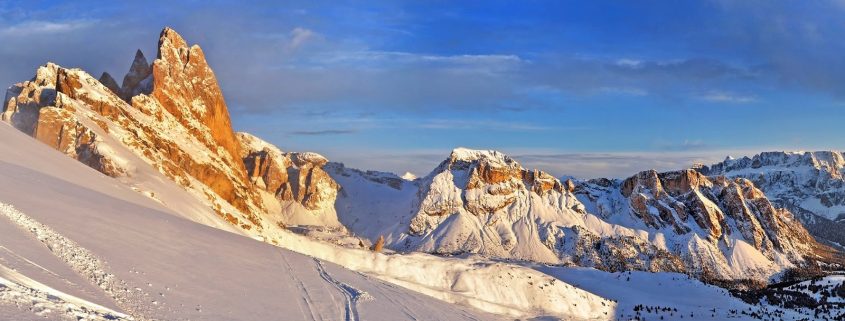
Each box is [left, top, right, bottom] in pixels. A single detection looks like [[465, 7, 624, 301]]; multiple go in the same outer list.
[[1, 64, 58, 134], [237, 132, 339, 212], [612, 169, 813, 257], [576, 168, 825, 280], [119, 49, 152, 101], [98, 72, 120, 95], [31, 106, 125, 176], [699, 151, 845, 247]]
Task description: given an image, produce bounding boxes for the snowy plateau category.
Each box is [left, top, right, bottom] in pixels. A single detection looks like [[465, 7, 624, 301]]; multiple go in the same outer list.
[[1, 27, 845, 321]]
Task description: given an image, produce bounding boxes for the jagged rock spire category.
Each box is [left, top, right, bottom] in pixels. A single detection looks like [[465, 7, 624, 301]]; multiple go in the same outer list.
[[98, 72, 120, 95], [149, 26, 244, 171], [120, 49, 152, 101]]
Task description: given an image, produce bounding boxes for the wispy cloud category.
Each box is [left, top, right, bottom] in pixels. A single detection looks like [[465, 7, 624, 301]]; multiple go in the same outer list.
[[598, 86, 648, 96], [654, 139, 712, 151], [0, 20, 95, 36], [286, 27, 318, 51], [328, 148, 758, 180], [288, 129, 357, 136], [413, 119, 554, 131], [699, 91, 758, 103], [509, 150, 749, 179], [298, 50, 524, 75]]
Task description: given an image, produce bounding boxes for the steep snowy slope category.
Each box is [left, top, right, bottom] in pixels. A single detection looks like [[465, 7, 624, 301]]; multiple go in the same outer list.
[[330, 148, 824, 282], [700, 151, 845, 247], [0, 121, 514, 321], [236, 132, 342, 228]]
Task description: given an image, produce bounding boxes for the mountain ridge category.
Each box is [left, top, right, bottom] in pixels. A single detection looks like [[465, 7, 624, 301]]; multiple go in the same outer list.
[[2, 27, 838, 289], [698, 150, 845, 249], [1, 27, 341, 243]]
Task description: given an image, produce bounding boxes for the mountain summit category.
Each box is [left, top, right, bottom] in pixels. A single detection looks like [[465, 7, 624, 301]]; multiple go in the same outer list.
[[1, 27, 340, 242]]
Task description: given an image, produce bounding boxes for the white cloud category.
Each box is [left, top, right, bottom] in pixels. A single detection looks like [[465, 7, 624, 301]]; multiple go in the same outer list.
[[306, 50, 522, 70], [699, 91, 758, 103], [501, 149, 757, 179], [0, 20, 95, 36], [413, 119, 552, 131], [614, 58, 643, 68], [286, 27, 317, 51], [598, 86, 648, 96]]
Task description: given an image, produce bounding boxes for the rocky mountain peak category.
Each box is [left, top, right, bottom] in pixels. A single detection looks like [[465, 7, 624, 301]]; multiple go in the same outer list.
[[0, 28, 346, 238], [143, 28, 246, 178], [290, 152, 329, 168], [98, 72, 120, 95], [236, 132, 339, 213], [118, 49, 152, 101], [157, 27, 189, 57], [448, 147, 517, 168], [620, 169, 663, 198], [437, 148, 565, 195]]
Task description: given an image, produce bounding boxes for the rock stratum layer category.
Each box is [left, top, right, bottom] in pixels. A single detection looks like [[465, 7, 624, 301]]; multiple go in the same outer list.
[[1, 27, 339, 242]]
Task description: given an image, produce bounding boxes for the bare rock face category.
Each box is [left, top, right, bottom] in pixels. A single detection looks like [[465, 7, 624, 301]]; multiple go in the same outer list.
[[149, 28, 243, 171], [576, 168, 822, 281], [32, 107, 124, 176], [237, 132, 339, 212], [130, 27, 263, 217], [700, 151, 845, 247], [2, 63, 59, 134], [288, 152, 338, 210], [120, 49, 152, 101], [98, 72, 120, 95], [615, 168, 813, 257], [2, 64, 125, 177]]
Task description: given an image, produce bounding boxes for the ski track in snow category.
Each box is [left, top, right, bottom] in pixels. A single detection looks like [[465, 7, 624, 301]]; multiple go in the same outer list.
[[0, 245, 63, 279], [313, 258, 372, 321], [0, 202, 148, 320], [278, 250, 326, 321], [276, 249, 372, 321]]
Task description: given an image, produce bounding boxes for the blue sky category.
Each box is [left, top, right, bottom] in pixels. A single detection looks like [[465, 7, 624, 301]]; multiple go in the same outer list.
[[2, 1, 845, 178]]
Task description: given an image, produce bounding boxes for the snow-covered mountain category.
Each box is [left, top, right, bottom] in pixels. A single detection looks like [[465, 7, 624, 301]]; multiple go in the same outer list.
[[237, 132, 342, 228], [575, 169, 828, 282], [0, 27, 624, 320], [2, 121, 835, 320], [1, 27, 339, 243], [329, 147, 829, 282], [699, 151, 845, 247], [0, 120, 515, 321]]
